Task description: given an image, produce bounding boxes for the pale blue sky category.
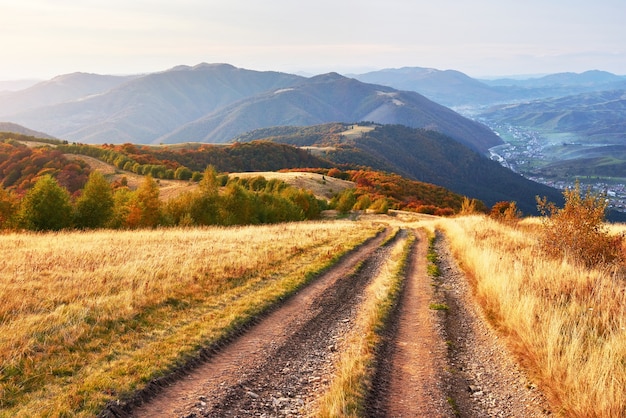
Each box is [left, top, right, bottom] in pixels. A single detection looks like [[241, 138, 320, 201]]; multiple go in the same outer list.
[[1, 0, 624, 80]]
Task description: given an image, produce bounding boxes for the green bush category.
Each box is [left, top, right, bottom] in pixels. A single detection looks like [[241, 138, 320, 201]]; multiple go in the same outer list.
[[18, 175, 73, 231]]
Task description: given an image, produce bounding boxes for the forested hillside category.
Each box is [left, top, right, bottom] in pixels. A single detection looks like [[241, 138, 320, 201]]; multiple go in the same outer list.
[[0, 132, 469, 231], [157, 72, 502, 153], [236, 123, 564, 214]]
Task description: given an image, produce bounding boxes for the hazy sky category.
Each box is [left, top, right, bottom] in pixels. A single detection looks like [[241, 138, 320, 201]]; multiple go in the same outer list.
[[1, 0, 624, 80]]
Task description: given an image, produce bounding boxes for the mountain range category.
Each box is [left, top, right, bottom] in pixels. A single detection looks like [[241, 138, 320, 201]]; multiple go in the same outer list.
[[0, 63, 501, 153], [4, 62, 626, 217], [351, 67, 626, 107]]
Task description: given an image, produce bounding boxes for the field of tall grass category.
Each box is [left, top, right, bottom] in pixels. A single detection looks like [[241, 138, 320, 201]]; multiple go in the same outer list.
[[3, 210, 625, 417], [436, 215, 626, 417], [0, 221, 381, 417]]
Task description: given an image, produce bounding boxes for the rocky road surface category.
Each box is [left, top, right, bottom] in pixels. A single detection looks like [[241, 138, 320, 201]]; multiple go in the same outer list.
[[101, 228, 552, 417]]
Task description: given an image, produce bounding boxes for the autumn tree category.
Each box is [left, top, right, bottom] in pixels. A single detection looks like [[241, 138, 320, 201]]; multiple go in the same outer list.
[[220, 182, 255, 225], [18, 175, 72, 231], [458, 197, 484, 215], [135, 175, 161, 228], [0, 186, 18, 229], [108, 187, 134, 228], [369, 197, 389, 214], [353, 194, 372, 211], [334, 189, 357, 214], [174, 166, 193, 181], [74, 171, 114, 229], [190, 166, 221, 225]]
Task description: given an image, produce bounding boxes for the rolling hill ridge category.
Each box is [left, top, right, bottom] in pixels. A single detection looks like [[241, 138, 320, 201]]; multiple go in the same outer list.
[[1, 64, 501, 153], [234, 123, 563, 214], [156, 72, 502, 153]]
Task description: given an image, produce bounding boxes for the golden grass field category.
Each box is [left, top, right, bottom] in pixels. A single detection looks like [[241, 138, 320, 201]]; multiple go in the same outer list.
[[1, 213, 625, 417], [436, 215, 626, 417], [0, 221, 381, 417]]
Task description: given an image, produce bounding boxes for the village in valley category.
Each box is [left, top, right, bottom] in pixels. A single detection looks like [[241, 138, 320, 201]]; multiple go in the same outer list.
[[485, 123, 626, 212]]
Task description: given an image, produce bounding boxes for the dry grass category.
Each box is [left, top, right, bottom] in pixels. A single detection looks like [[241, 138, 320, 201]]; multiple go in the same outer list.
[[0, 221, 381, 417], [64, 154, 197, 200], [316, 228, 414, 417], [436, 215, 626, 417], [338, 125, 376, 139]]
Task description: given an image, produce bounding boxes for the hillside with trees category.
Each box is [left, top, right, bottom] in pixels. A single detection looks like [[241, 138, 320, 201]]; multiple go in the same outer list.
[[156, 73, 501, 153], [236, 123, 564, 215], [0, 132, 470, 231]]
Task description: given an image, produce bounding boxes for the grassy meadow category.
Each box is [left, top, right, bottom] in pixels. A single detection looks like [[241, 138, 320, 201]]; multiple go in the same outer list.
[[1, 211, 625, 417], [436, 215, 626, 417], [0, 221, 381, 417]]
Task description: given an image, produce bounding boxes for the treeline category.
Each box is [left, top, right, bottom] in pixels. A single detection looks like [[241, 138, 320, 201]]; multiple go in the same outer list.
[[232, 123, 348, 146], [287, 168, 467, 216], [345, 169, 464, 215], [0, 132, 472, 228], [0, 138, 90, 194], [0, 168, 325, 231], [56, 140, 331, 181]]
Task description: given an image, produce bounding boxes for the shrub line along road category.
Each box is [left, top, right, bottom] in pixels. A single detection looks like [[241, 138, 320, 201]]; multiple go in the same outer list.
[[103, 227, 551, 417]]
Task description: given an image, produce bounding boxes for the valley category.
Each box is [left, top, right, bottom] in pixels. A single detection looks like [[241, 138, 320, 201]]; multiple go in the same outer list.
[[485, 122, 626, 212]]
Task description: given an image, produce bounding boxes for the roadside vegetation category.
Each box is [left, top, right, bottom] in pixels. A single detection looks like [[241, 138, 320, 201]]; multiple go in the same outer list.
[[0, 166, 325, 231], [435, 212, 625, 417], [0, 221, 381, 416]]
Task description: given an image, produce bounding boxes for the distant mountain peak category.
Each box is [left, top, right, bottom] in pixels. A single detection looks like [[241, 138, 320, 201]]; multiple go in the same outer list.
[[308, 72, 347, 82], [166, 63, 238, 73], [193, 63, 237, 71]]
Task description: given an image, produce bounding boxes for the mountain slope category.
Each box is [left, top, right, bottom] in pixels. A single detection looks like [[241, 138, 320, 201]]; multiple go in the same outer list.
[[350, 67, 509, 106], [0, 72, 138, 116], [352, 68, 626, 107], [7, 64, 303, 144], [483, 70, 626, 89], [237, 123, 563, 214], [157, 73, 502, 153], [0, 122, 56, 139]]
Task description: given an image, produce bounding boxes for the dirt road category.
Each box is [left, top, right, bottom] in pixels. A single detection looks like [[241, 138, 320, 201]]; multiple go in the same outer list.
[[102, 228, 551, 417]]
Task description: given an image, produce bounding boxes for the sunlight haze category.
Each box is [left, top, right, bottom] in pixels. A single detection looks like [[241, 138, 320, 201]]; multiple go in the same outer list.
[[0, 0, 624, 79]]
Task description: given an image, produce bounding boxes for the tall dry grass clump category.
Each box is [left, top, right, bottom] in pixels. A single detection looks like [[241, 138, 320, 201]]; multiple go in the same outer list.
[[537, 181, 623, 268], [437, 215, 626, 417], [0, 221, 381, 417]]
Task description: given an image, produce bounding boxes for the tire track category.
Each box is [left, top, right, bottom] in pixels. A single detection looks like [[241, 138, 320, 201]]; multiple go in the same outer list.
[[368, 229, 453, 417], [120, 227, 398, 417]]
